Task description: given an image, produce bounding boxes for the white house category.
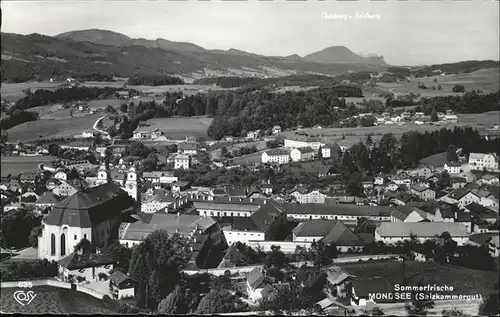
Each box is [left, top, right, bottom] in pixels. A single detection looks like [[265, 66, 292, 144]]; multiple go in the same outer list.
[[375, 222, 470, 246], [54, 171, 68, 182], [81, 131, 95, 138], [469, 153, 499, 172], [174, 155, 191, 170], [246, 267, 274, 303], [290, 147, 317, 162], [410, 184, 436, 201], [290, 189, 327, 204], [109, 271, 135, 299], [284, 137, 324, 151], [477, 174, 500, 186], [443, 114, 458, 124], [178, 143, 198, 156], [261, 149, 290, 165], [444, 162, 461, 175], [58, 250, 115, 283], [272, 126, 282, 134]]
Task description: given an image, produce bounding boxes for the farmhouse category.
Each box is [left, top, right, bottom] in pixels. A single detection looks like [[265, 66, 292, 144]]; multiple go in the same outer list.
[[222, 217, 266, 245], [321, 143, 341, 159], [178, 142, 198, 156], [451, 176, 468, 189], [467, 232, 500, 257], [444, 162, 461, 175], [477, 174, 500, 186], [261, 149, 290, 165], [109, 271, 136, 299], [290, 147, 317, 162], [246, 267, 274, 302], [375, 222, 470, 245], [39, 183, 135, 261], [410, 184, 435, 201], [272, 125, 282, 134], [469, 153, 499, 171]]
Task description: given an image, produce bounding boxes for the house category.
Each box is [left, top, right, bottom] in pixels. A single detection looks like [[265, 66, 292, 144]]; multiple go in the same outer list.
[[464, 203, 499, 226], [375, 222, 470, 245], [443, 114, 458, 124], [172, 181, 190, 193], [115, 91, 130, 99], [246, 130, 261, 139], [140, 190, 177, 214], [178, 142, 198, 156], [289, 187, 327, 204], [272, 126, 282, 134], [321, 143, 341, 159], [477, 174, 500, 186], [142, 171, 178, 184], [410, 184, 435, 201], [390, 205, 427, 222], [193, 200, 261, 218], [54, 170, 68, 182], [282, 203, 393, 223], [261, 149, 290, 165], [222, 217, 266, 245], [471, 188, 499, 208], [469, 153, 499, 171], [467, 232, 500, 257], [81, 131, 95, 138], [174, 155, 191, 170], [444, 162, 461, 175], [351, 277, 393, 306], [293, 220, 367, 252], [52, 181, 80, 197], [35, 192, 62, 210], [58, 249, 115, 283], [290, 147, 317, 162], [109, 271, 136, 299], [246, 267, 274, 302], [450, 177, 468, 189], [19, 172, 38, 184], [448, 189, 481, 209], [38, 183, 135, 261], [284, 136, 324, 151]]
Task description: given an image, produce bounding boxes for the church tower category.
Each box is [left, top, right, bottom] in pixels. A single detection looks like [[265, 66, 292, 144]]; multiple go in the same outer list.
[[124, 165, 138, 201], [96, 164, 109, 186]]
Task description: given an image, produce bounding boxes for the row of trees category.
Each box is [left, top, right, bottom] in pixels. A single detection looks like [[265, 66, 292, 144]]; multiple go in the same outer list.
[[126, 74, 184, 86], [411, 60, 500, 77], [1, 110, 39, 130], [1, 207, 42, 249]]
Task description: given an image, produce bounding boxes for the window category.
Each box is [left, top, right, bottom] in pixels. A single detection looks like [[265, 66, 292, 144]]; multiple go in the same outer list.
[[84, 234, 87, 240], [51, 234, 56, 256], [61, 234, 66, 256], [74, 235, 77, 240]]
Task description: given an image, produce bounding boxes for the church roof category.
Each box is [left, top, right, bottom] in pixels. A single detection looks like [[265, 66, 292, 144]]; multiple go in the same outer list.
[[45, 183, 132, 228]]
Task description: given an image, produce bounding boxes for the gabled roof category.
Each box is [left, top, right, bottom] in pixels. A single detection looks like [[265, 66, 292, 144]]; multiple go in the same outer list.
[[36, 192, 62, 205], [322, 222, 365, 246], [293, 220, 338, 237], [465, 203, 498, 220], [109, 270, 133, 285], [293, 146, 315, 154], [247, 267, 267, 289], [264, 149, 290, 156], [178, 142, 197, 151], [450, 188, 476, 200], [352, 277, 392, 299], [482, 174, 499, 181], [469, 232, 499, 246], [391, 205, 427, 221], [251, 202, 286, 232], [411, 183, 432, 192], [455, 211, 471, 222], [283, 203, 393, 217]]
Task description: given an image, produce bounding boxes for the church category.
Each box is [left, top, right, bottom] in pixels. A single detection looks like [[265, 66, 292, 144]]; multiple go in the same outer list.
[[85, 164, 139, 201], [38, 182, 136, 261]]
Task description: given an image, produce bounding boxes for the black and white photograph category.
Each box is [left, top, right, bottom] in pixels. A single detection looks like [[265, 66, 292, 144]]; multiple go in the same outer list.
[[0, 0, 499, 315]]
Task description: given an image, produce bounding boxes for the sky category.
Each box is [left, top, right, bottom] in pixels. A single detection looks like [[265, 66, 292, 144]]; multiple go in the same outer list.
[[1, 0, 499, 66]]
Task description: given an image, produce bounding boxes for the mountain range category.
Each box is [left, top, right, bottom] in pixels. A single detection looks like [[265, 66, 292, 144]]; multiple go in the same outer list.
[[2, 29, 388, 82]]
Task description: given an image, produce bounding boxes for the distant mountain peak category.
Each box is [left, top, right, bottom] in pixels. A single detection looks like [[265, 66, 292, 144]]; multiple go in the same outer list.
[[304, 45, 386, 65], [286, 54, 304, 61]]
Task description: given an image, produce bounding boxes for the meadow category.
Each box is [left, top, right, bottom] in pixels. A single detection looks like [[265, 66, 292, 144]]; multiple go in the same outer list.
[[279, 111, 500, 147], [6, 115, 99, 142], [0, 286, 114, 314], [1, 155, 59, 176], [141, 117, 213, 139]]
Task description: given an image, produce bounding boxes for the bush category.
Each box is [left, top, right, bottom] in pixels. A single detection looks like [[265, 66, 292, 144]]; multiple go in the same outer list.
[[0, 259, 58, 282], [102, 295, 117, 309]]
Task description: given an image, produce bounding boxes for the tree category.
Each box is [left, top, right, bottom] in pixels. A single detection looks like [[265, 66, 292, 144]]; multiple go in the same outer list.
[[210, 275, 232, 292], [195, 290, 241, 314], [265, 245, 287, 269], [67, 167, 80, 180], [446, 144, 459, 163], [1, 208, 42, 249], [157, 286, 185, 314], [452, 84, 465, 93], [29, 226, 43, 248], [430, 106, 438, 122], [437, 84, 442, 90], [128, 231, 191, 309], [120, 103, 128, 113], [104, 241, 132, 273]]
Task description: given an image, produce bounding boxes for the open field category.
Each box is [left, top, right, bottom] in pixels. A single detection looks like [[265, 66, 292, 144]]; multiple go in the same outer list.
[[82, 81, 232, 95], [141, 117, 213, 139], [230, 151, 264, 165], [341, 261, 497, 297], [419, 152, 447, 167], [0, 286, 114, 314], [0, 82, 61, 102], [366, 67, 500, 98], [279, 111, 500, 147], [1, 155, 59, 176], [6, 115, 99, 142]]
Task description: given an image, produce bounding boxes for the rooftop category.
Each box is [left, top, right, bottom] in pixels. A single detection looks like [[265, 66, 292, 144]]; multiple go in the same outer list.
[[377, 222, 469, 238]]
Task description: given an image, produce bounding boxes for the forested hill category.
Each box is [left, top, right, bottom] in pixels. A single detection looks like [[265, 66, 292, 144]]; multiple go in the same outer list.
[[0, 32, 385, 83], [207, 86, 362, 139]]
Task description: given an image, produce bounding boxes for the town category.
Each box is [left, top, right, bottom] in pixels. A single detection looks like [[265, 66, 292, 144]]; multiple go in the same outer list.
[[1, 1, 499, 316]]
